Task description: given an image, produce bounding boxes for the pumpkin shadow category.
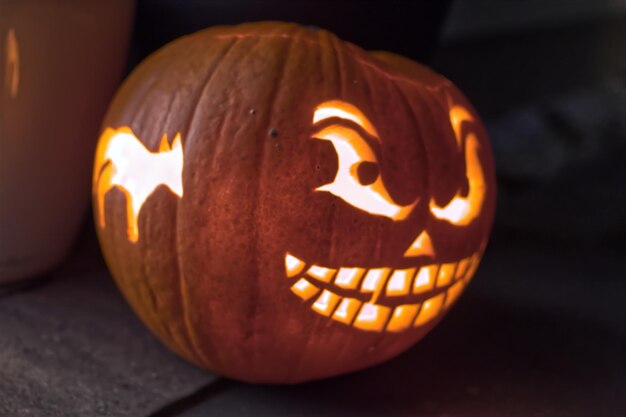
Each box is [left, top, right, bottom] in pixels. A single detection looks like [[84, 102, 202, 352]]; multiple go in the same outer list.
[[184, 239, 626, 416], [221, 303, 620, 416]]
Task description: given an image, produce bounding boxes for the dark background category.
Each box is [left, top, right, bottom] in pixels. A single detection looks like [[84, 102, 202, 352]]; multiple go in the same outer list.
[[1, 1, 625, 416]]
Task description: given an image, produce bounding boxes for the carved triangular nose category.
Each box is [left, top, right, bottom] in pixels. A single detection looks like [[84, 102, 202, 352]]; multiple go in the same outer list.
[[404, 230, 435, 257]]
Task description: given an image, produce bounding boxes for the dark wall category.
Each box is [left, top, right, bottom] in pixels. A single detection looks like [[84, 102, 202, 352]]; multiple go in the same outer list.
[[130, 0, 452, 66]]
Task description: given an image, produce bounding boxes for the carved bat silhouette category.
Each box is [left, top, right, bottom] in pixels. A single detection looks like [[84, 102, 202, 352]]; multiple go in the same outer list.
[[93, 127, 184, 242]]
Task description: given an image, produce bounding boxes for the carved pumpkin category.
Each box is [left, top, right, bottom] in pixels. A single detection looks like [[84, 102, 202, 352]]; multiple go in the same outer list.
[[93, 22, 496, 383]]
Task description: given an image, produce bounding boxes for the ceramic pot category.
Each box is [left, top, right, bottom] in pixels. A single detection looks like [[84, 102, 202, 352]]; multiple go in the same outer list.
[[0, 0, 135, 283]]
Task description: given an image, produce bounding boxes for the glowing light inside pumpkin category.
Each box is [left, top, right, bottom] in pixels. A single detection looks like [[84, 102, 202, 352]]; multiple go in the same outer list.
[[332, 298, 362, 324], [404, 230, 435, 258], [313, 100, 380, 139], [414, 293, 445, 326], [449, 105, 474, 147], [290, 278, 320, 301], [387, 304, 420, 332], [306, 265, 336, 283], [360, 267, 391, 303], [334, 267, 366, 289], [436, 263, 457, 287], [429, 131, 486, 225], [413, 265, 437, 294], [284, 102, 489, 333], [312, 102, 417, 220], [353, 303, 391, 331], [285, 253, 306, 277], [444, 279, 465, 309], [312, 289, 341, 316], [286, 252, 480, 333], [386, 268, 415, 296], [94, 127, 184, 242]]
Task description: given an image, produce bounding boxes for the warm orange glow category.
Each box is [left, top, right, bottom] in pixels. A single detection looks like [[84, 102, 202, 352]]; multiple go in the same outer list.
[[449, 105, 474, 147], [312, 123, 417, 220], [387, 304, 420, 332], [360, 267, 391, 303], [455, 257, 471, 279], [290, 278, 320, 301], [312, 290, 341, 316], [332, 297, 362, 324], [436, 263, 456, 287], [94, 127, 184, 242], [414, 293, 445, 326], [463, 253, 482, 284], [4, 28, 19, 98], [283, 102, 486, 332], [444, 279, 465, 310], [404, 230, 435, 257], [386, 268, 415, 296], [334, 267, 366, 289], [313, 100, 379, 139], [413, 265, 437, 294], [429, 133, 486, 225], [284, 252, 481, 332], [353, 303, 391, 332], [285, 253, 305, 277], [306, 265, 337, 283]]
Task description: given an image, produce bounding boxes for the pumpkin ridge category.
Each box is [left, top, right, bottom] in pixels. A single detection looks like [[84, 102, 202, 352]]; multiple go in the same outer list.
[[391, 79, 431, 208], [174, 194, 214, 369], [358, 48, 454, 92], [136, 225, 167, 341], [182, 37, 241, 141], [245, 33, 299, 376], [324, 32, 344, 269], [423, 85, 463, 207], [139, 80, 199, 361], [175, 38, 245, 370], [330, 30, 347, 99], [288, 321, 322, 383], [202, 24, 451, 92]]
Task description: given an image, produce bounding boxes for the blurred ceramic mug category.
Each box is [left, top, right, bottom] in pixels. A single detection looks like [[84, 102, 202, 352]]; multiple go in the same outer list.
[[0, 0, 134, 283]]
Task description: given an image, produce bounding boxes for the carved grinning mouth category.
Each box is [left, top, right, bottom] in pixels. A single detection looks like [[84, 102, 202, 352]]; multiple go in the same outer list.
[[284, 252, 482, 333]]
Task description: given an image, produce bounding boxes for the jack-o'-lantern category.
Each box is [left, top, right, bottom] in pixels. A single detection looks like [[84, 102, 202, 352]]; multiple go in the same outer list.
[[93, 22, 496, 383]]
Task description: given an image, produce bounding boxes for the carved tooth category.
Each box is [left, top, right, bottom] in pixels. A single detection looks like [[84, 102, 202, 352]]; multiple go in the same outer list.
[[386, 304, 420, 332], [444, 279, 465, 310], [285, 253, 305, 277], [306, 265, 337, 283], [334, 267, 366, 289], [311, 289, 341, 316], [436, 262, 457, 287], [414, 293, 445, 326], [290, 278, 319, 301], [360, 268, 391, 303], [413, 265, 438, 294], [386, 268, 416, 296], [455, 257, 471, 280], [463, 253, 482, 284], [353, 302, 391, 332], [332, 297, 362, 325]]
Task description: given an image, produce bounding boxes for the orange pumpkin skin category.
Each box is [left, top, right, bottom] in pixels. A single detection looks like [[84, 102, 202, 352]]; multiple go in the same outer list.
[[93, 22, 496, 383]]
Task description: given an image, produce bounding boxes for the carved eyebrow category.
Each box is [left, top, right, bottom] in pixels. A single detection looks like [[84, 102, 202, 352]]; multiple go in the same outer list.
[[429, 132, 486, 225], [313, 100, 380, 140]]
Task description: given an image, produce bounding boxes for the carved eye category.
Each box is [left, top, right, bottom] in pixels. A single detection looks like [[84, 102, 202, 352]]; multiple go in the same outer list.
[[428, 105, 487, 226], [312, 101, 417, 221]]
